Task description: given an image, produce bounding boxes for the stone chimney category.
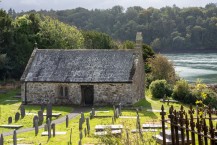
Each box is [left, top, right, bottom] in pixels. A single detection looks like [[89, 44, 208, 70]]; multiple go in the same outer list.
[[135, 32, 143, 55]]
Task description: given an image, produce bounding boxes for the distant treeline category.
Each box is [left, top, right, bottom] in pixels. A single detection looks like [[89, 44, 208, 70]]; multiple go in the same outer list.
[[15, 3, 217, 52]]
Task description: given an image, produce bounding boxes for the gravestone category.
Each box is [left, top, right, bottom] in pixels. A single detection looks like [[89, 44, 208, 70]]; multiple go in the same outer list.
[[86, 118, 90, 135], [15, 112, 20, 122], [51, 123, 55, 137], [91, 108, 95, 116], [38, 110, 43, 124], [41, 105, 45, 112], [34, 119, 39, 136], [44, 124, 48, 131], [46, 103, 52, 120], [79, 131, 83, 140], [118, 103, 122, 116], [113, 105, 116, 118], [8, 117, 12, 124], [81, 112, 85, 123], [79, 118, 82, 130], [0, 133, 3, 145], [66, 115, 69, 128], [13, 130, 17, 145], [33, 115, 39, 127], [112, 117, 114, 124], [78, 140, 81, 145], [115, 108, 119, 118], [47, 118, 51, 139], [20, 105, 25, 118]]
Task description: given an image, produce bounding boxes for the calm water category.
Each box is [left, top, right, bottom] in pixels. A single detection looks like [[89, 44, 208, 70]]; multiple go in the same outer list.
[[164, 53, 217, 84]]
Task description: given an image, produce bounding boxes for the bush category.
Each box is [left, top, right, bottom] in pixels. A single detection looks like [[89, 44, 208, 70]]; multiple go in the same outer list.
[[149, 80, 172, 98], [172, 79, 190, 101]]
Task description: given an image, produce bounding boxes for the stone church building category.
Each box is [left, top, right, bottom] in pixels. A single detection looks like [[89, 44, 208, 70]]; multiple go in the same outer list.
[[20, 32, 145, 106]]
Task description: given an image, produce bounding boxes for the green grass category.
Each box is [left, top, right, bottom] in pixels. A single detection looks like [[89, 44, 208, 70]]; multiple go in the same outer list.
[[1, 89, 215, 144]]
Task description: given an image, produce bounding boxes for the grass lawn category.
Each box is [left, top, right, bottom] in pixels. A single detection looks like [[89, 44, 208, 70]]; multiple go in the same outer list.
[[0, 89, 72, 134], [1, 89, 215, 144]]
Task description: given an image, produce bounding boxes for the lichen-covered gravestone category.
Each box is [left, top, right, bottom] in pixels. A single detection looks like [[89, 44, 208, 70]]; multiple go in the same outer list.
[[81, 112, 85, 124], [47, 118, 51, 139], [34, 119, 39, 136], [46, 103, 52, 120], [79, 118, 82, 130], [20, 105, 25, 118], [38, 110, 43, 124], [8, 117, 12, 124], [51, 123, 55, 137], [15, 112, 20, 122], [86, 118, 90, 135], [33, 115, 39, 127]]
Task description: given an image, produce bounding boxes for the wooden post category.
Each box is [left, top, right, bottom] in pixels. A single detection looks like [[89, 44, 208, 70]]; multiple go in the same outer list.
[[168, 105, 175, 144], [160, 105, 166, 145], [189, 105, 195, 145]]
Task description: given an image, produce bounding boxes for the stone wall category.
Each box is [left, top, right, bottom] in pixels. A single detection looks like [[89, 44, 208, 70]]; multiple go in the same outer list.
[[21, 82, 136, 106]]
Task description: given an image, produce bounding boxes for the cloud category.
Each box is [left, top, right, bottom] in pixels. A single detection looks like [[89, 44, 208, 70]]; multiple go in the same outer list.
[[0, 0, 216, 12]]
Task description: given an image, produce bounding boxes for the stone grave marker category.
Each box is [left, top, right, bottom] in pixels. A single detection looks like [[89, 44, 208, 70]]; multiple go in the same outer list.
[[118, 103, 122, 116], [15, 112, 20, 122], [86, 118, 90, 135], [20, 105, 25, 118], [47, 118, 51, 139], [46, 103, 52, 120], [13, 130, 17, 145], [79, 118, 82, 130], [38, 110, 43, 124], [79, 131, 83, 140], [35, 119, 39, 136], [0, 133, 3, 145], [51, 123, 55, 137], [115, 108, 119, 118], [8, 117, 12, 124], [44, 124, 48, 131], [81, 112, 85, 123], [41, 105, 45, 112], [33, 115, 39, 127], [66, 115, 69, 128]]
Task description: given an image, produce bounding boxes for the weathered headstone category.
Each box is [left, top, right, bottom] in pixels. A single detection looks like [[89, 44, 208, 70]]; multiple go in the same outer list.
[[91, 108, 95, 116], [47, 118, 51, 139], [15, 112, 20, 122], [13, 130, 17, 145], [79, 118, 82, 130], [66, 115, 69, 128], [84, 128, 87, 137], [86, 118, 90, 135], [8, 117, 12, 124], [0, 133, 3, 145], [44, 124, 48, 131], [79, 131, 83, 140], [51, 123, 55, 137], [20, 105, 25, 118], [46, 103, 52, 120], [33, 115, 39, 127], [34, 119, 39, 136], [115, 108, 119, 118], [38, 110, 43, 124], [118, 103, 122, 116], [81, 112, 85, 123]]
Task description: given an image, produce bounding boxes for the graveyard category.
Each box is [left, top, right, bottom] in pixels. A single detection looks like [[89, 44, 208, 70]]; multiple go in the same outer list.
[[1, 88, 214, 144]]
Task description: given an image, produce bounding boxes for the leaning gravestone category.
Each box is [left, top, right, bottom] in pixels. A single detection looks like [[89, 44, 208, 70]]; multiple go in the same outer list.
[[33, 115, 39, 127], [13, 130, 17, 145], [0, 133, 3, 145], [8, 117, 12, 124], [15, 112, 20, 122], [34, 119, 39, 136], [20, 105, 25, 118], [86, 118, 90, 135], [46, 103, 52, 120], [79, 118, 82, 130], [38, 110, 43, 124], [51, 123, 55, 137]]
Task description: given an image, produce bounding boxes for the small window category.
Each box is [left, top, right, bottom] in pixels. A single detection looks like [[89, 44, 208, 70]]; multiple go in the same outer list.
[[59, 86, 69, 98]]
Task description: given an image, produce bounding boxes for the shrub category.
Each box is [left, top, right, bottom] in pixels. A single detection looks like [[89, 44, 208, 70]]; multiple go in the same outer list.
[[149, 79, 172, 98], [172, 79, 190, 101]]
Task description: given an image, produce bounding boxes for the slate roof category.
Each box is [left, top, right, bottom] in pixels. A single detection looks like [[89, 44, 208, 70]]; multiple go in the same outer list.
[[21, 49, 138, 83]]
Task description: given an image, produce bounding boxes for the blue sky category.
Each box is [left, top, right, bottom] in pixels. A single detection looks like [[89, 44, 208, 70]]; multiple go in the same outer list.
[[0, 0, 216, 12]]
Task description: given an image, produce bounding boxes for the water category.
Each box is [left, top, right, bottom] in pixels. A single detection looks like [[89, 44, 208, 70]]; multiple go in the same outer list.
[[164, 53, 217, 84]]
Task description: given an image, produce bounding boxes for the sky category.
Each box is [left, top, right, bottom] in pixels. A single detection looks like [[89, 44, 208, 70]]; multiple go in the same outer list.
[[0, 0, 216, 12]]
